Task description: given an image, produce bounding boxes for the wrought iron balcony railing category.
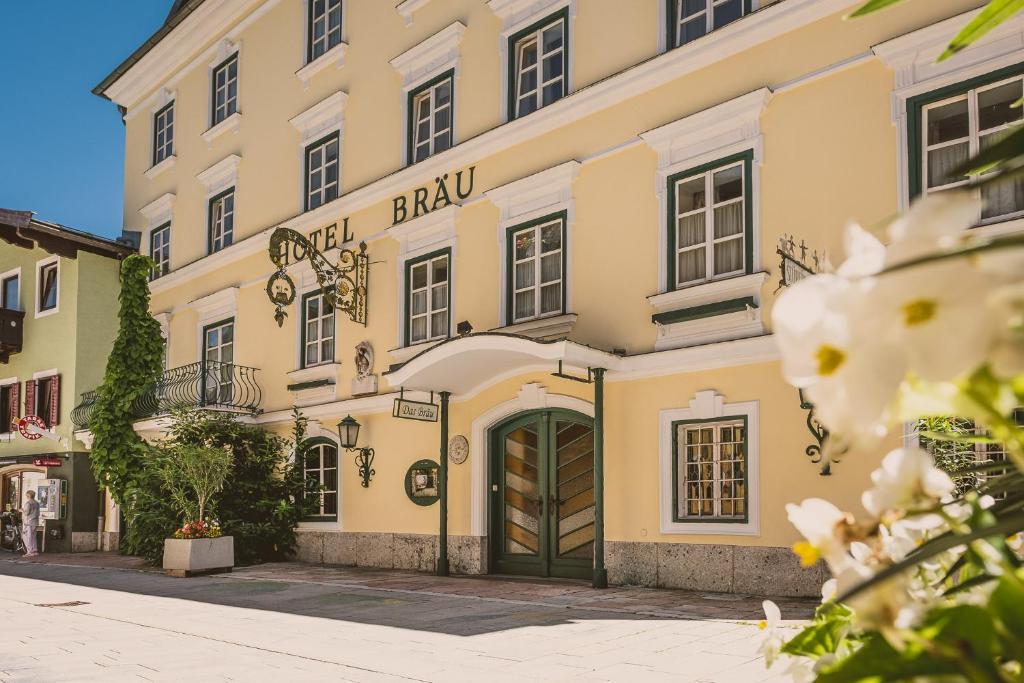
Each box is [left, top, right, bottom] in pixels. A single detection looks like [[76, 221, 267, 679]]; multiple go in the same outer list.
[[71, 361, 262, 429]]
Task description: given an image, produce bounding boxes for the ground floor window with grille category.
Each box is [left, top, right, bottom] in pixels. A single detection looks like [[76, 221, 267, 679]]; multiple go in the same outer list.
[[304, 440, 338, 520], [673, 418, 747, 521], [918, 410, 1021, 498]]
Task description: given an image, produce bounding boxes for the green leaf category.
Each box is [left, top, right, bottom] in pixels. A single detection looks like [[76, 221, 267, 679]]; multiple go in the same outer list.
[[781, 621, 847, 658], [940, 0, 1024, 61], [952, 125, 1024, 176], [814, 633, 955, 683], [991, 571, 1024, 638], [847, 0, 907, 18]]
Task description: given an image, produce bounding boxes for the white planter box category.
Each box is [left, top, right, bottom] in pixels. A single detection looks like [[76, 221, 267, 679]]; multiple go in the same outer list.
[[163, 536, 234, 577]]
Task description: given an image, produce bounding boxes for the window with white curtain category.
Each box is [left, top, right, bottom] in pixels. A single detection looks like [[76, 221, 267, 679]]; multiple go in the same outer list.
[[303, 440, 338, 519], [921, 75, 1024, 224], [208, 189, 235, 254], [410, 75, 453, 164], [509, 216, 564, 323], [407, 251, 449, 344], [672, 159, 746, 288], [302, 291, 335, 368]]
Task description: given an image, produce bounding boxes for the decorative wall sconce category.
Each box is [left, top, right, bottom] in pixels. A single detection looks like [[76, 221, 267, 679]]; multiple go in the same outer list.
[[337, 415, 375, 487]]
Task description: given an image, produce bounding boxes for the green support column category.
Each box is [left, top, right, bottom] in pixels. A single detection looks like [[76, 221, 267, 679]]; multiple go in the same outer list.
[[592, 367, 608, 589], [437, 391, 451, 576]]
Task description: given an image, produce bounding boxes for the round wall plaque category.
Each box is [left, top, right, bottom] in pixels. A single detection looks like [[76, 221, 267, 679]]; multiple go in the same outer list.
[[448, 435, 469, 465], [405, 459, 440, 506]]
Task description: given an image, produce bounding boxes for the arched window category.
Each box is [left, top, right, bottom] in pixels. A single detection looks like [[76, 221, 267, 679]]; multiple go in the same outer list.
[[303, 439, 338, 520]]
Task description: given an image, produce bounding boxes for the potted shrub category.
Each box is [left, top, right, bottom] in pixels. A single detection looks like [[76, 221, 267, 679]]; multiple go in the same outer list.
[[159, 445, 234, 577]]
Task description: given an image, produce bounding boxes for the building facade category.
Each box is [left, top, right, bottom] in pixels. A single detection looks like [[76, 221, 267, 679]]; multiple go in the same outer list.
[[91, 0, 1024, 595], [0, 210, 132, 554]]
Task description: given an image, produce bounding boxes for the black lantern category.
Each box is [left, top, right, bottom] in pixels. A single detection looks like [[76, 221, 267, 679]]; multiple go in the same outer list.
[[337, 415, 374, 487]]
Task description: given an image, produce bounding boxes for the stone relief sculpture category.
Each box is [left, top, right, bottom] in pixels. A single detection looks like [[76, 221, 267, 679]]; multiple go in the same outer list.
[[352, 340, 378, 395]]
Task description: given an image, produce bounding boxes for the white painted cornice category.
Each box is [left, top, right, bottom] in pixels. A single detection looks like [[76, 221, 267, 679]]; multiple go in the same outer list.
[[387, 204, 459, 255], [873, 7, 1024, 94], [196, 154, 242, 192], [396, 0, 433, 26], [487, 0, 572, 33], [390, 22, 466, 87], [289, 91, 348, 144], [139, 193, 176, 226], [640, 88, 772, 171], [485, 160, 580, 223], [188, 286, 238, 323], [295, 42, 348, 88]]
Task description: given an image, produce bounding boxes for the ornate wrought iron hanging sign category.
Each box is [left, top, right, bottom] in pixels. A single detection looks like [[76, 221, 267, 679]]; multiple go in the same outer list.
[[266, 224, 368, 327], [776, 234, 835, 475]]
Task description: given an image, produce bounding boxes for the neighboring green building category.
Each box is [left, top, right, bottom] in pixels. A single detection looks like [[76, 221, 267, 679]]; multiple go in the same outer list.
[[0, 209, 133, 554]]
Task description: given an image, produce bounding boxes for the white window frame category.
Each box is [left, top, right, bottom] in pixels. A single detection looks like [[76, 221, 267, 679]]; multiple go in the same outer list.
[[0, 267, 21, 312], [149, 223, 171, 280], [34, 256, 59, 319], [301, 290, 336, 368], [209, 189, 236, 254], [211, 53, 239, 127], [675, 418, 748, 521], [672, 0, 748, 48], [308, 0, 344, 64], [153, 101, 175, 166], [920, 74, 1024, 226], [305, 133, 341, 211], [659, 390, 759, 535], [410, 76, 454, 164], [672, 158, 747, 288], [511, 15, 566, 119], [407, 251, 450, 344], [304, 440, 340, 519], [509, 217, 564, 324], [202, 318, 235, 405]]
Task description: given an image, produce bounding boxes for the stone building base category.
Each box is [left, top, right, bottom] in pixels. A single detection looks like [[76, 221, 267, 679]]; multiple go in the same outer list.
[[293, 533, 824, 597], [606, 541, 828, 597], [293, 531, 486, 575], [70, 532, 99, 553], [100, 531, 120, 552]]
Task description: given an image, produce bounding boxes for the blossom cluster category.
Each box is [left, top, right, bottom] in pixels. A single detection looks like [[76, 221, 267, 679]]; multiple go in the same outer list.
[[172, 519, 223, 540]]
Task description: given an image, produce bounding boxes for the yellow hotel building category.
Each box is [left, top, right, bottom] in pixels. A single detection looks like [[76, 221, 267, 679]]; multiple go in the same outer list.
[[89, 0, 1024, 595]]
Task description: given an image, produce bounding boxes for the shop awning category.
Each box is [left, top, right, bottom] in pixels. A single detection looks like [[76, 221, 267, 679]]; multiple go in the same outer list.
[[383, 333, 618, 395]]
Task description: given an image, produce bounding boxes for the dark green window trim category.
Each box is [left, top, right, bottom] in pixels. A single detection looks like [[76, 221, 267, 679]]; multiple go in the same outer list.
[[152, 100, 174, 167], [299, 289, 336, 369], [504, 211, 568, 326], [670, 414, 749, 524], [288, 378, 333, 392], [306, 0, 343, 65], [906, 62, 1024, 202], [666, 0, 752, 50], [507, 7, 569, 121], [149, 222, 171, 281], [202, 317, 234, 356], [651, 296, 756, 325], [406, 69, 455, 166], [665, 150, 754, 292], [300, 436, 339, 523], [304, 131, 341, 211], [210, 53, 238, 126], [207, 186, 235, 255], [404, 247, 452, 346]]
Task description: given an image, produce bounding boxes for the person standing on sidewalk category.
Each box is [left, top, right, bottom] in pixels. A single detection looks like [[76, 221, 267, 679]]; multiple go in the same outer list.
[[22, 489, 40, 556]]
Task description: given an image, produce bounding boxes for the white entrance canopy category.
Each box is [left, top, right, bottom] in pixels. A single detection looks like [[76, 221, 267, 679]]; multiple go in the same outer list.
[[383, 333, 619, 395]]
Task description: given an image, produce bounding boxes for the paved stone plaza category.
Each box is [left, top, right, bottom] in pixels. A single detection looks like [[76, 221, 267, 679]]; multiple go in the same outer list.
[[0, 556, 815, 682]]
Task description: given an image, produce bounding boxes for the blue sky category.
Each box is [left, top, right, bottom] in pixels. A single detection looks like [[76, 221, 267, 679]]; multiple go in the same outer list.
[[0, 2, 170, 239]]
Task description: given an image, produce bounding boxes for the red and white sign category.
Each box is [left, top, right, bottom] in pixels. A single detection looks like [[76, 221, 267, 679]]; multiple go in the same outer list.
[[16, 415, 48, 440], [33, 458, 63, 467]]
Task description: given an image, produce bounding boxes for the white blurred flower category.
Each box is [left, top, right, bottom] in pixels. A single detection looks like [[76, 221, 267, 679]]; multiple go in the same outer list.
[[787, 498, 855, 570], [758, 600, 784, 667], [772, 274, 906, 438], [885, 192, 981, 266], [836, 221, 886, 278], [865, 261, 1000, 382], [833, 561, 922, 631], [862, 448, 955, 518], [987, 283, 1024, 379]]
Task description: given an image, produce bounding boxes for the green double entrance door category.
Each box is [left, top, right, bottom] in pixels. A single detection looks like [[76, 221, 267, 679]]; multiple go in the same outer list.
[[490, 410, 595, 580]]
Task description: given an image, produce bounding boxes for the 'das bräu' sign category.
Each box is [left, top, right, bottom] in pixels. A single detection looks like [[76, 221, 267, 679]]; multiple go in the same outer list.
[[392, 167, 475, 226], [393, 398, 439, 422]]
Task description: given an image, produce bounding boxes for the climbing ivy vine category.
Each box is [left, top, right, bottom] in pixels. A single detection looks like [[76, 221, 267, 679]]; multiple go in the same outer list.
[[89, 254, 165, 506]]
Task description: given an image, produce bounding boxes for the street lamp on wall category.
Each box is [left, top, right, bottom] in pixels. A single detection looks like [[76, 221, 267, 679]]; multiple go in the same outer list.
[[337, 415, 375, 488]]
